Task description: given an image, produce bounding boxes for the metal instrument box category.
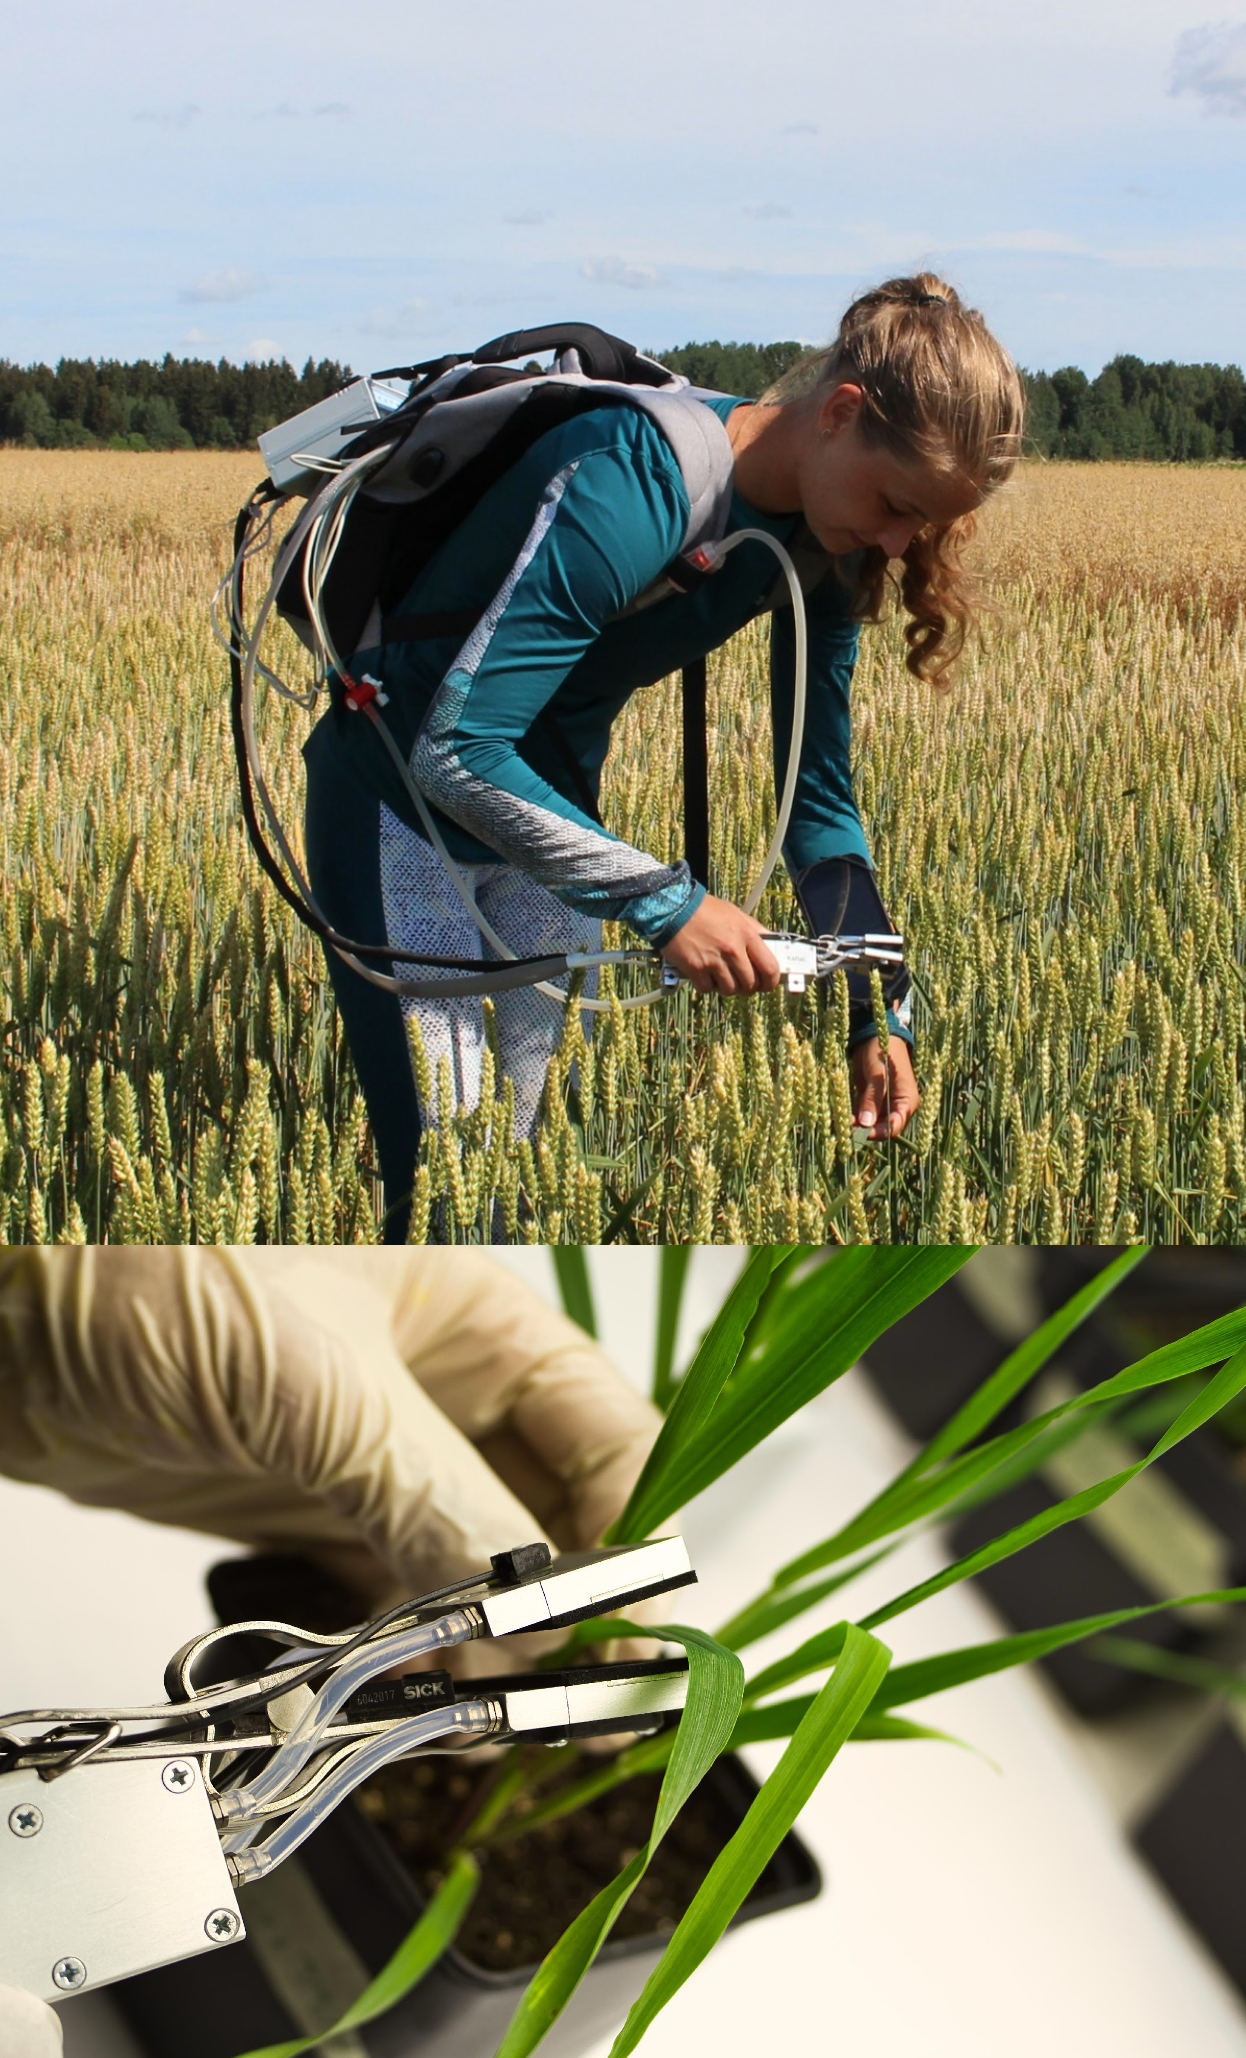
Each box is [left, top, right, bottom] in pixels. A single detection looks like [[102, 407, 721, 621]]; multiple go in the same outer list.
[[0, 1757, 243, 2002]]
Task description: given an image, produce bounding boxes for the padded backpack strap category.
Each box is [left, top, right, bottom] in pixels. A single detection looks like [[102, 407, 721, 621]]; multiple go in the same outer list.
[[473, 324, 670, 385]]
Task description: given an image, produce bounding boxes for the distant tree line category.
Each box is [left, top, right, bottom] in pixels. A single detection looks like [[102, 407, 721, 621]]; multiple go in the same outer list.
[[656, 343, 1246, 461], [0, 356, 349, 452], [1, 343, 1243, 461]]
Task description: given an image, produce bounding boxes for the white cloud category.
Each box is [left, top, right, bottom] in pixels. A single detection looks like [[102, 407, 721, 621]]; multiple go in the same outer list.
[[1170, 19, 1246, 115], [133, 102, 199, 129], [782, 121, 818, 135], [314, 101, 350, 116], [245, 339, 286, 362], [180, 267, 268, 303], [180, 325, 217, 346], [360, 299, 430, 337], [504, 209, 550, 225], [744, 202, 793, 220], [581, 255, 664, 290]]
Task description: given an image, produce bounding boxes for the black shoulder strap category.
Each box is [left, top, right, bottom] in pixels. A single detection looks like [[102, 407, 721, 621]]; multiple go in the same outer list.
[[681, 658, 710, 887], [473, 324, 669, 386]]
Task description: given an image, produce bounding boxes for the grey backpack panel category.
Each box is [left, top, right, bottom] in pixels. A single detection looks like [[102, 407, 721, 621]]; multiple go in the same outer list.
[[362, 370, 735, 555]]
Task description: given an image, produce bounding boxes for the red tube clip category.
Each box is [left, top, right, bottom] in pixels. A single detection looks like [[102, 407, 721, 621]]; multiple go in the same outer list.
[[343, 673, 389, 712]]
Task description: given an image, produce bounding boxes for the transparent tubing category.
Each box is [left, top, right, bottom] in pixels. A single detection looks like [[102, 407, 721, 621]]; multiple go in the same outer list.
[[360, 526, 810, 1010], [215, 1607, 480, 1822], [230, 1702, 493, 1881], [713, 531, 809, 916]]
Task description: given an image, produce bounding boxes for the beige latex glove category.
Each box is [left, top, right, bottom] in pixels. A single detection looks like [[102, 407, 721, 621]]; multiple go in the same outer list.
[[0, 1252, 664, 1677], [0, 1985, 62, 2056]]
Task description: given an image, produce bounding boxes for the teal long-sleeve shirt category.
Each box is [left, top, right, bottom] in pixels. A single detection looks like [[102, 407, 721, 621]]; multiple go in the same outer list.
[[314, 392, 871, 948]]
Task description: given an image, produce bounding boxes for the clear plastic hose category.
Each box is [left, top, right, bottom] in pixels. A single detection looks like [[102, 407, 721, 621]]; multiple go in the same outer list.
[[228, 1701, 494, 1881], [215, 1606, 479, 1822], [711, 530, 808, 915]]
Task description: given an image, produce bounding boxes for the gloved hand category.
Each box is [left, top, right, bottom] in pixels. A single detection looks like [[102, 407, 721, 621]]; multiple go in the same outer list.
[[0, 1252, 664, 1676], [0, 1983, 62, 2056]]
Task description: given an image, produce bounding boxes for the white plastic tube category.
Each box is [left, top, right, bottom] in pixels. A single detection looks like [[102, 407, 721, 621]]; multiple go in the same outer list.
[[228, 1701, 494, 1882], [710, 530, 808, 915], [215, 1607, 479, 1822]]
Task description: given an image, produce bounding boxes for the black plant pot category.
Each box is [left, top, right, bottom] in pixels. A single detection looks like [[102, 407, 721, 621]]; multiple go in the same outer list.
[[113, 1559, 822, 2058]]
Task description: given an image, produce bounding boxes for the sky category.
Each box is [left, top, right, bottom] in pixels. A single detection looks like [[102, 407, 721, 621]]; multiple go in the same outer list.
[[2, 0, 1244, 375]]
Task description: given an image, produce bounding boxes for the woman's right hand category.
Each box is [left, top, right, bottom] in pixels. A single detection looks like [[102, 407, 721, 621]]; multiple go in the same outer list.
[[659, 895, 781, 995]]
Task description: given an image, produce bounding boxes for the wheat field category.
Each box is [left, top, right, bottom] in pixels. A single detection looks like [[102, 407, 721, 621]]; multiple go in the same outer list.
[[3, 450, 1244, 1244]]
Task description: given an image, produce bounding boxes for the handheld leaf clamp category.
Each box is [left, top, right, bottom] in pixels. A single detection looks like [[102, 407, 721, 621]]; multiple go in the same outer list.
[[0, 1537, 694, 2004]]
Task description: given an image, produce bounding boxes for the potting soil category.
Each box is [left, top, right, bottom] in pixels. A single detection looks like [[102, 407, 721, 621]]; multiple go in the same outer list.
[[354, 1751, 787, 1974]]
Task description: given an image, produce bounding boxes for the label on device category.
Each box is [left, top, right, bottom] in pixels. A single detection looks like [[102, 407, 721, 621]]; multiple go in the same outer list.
[[342, 1671, 455, 1720]]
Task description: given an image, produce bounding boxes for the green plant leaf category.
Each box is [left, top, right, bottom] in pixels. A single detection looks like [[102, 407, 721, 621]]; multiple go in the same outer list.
[[487, 1728, 677, 1844], [653, 1247, 694, 1411], [772, 1282, 1246, 1588], [714, 1546, 896, 1651], [1090, 1634, 1246, 1697], [776, 1390, 1128, 1585], [861, 1340, 1246, 1631], [851, 1711, 968, 1745], [743, 1620, 850, 1702], [549, 1248, 597, 1337], [727, 1692, 819, 1744], [611, 1247, 974, 1544], [871, 1587, 1246, 1710], [227, 1849, 480, 2058], [608, 1248, 793, 1543], [918, 1248, 1149, 1465], [493, 1623, 744, 2058], [605, 1624, 891, 2058], [727, 1693, 955, 1748]]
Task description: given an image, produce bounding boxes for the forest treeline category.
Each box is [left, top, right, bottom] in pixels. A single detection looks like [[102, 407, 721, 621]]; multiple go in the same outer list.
[[1, 341, 1243, 461]]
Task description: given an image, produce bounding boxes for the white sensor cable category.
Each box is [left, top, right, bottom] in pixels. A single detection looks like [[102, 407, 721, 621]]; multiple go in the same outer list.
[[227, 1701, 495, 1882], [213, 1605, 480, 1823]]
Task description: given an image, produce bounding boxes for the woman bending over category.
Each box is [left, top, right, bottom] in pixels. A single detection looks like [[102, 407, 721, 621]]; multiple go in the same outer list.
[[304, 273, 1026, 1238]]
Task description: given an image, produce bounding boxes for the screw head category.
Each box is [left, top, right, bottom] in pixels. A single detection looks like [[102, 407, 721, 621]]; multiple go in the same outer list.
[[52, 1957, 87, 1991], [205, 1908, 240, 1943], [9, 1804, 43, 1837], [161, 1760, 196, 1793]]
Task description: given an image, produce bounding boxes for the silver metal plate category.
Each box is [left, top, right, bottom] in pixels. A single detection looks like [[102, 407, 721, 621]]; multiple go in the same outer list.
[[482, 1538, 693, 1637], [504, 1669, 689, 1735], [0, 1758, 243, 2002]]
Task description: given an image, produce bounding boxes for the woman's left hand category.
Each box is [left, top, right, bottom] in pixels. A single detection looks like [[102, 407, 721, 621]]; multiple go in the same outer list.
[[851, 1035, 921, 1140]]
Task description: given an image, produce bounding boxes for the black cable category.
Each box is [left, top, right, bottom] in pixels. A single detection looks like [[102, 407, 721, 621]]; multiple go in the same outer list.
[[681, 657, 710, 886]]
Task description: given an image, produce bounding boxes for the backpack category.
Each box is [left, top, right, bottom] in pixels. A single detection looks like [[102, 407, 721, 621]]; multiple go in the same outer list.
[[271, 322, 739, 666]]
